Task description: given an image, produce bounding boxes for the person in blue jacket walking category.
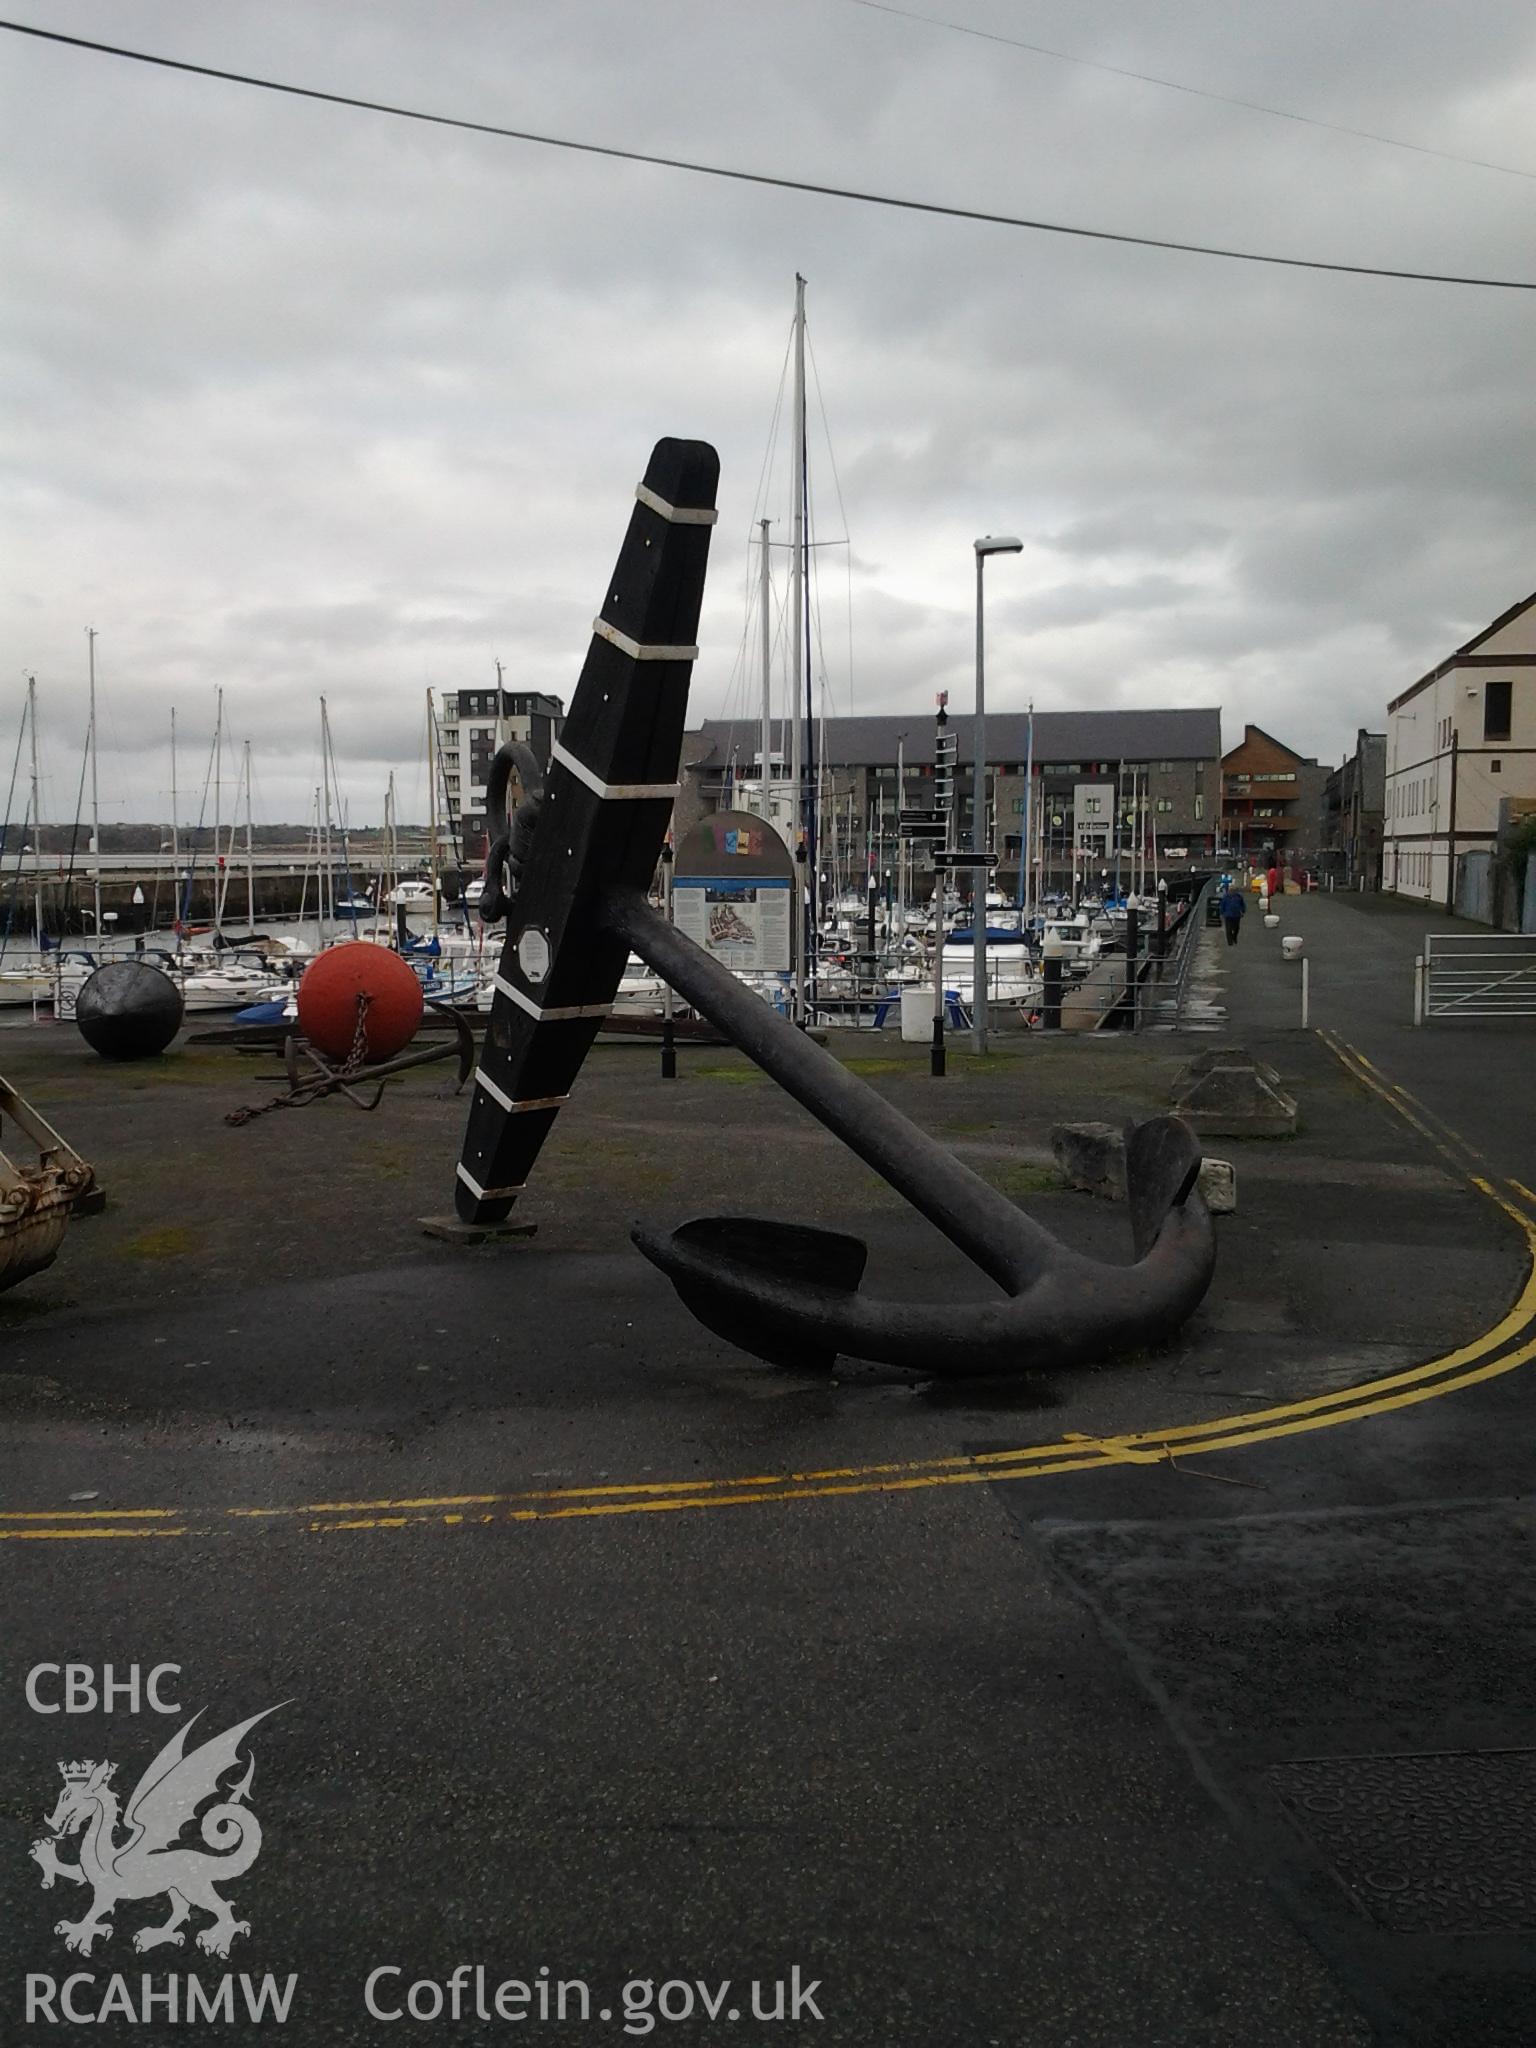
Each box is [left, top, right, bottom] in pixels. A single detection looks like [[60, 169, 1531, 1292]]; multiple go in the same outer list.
[[1219, 883, 1247, 947]]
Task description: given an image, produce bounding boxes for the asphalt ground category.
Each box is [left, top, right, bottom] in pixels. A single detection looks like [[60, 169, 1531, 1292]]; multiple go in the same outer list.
[[0, 903, 1531, 2045]]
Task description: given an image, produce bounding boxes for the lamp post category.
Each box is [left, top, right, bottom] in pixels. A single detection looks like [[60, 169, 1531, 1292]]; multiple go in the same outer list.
[[972, 535, 1023, 1054]]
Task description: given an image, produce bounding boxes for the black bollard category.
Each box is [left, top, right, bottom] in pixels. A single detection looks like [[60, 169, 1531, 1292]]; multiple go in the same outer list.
[[1042, 954, 1063, 1030], [661, 1015, 677, 1080], [931, 1011, 946, 1078]]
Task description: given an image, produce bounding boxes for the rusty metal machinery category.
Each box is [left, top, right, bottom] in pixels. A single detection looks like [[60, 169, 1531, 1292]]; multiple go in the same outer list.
[[452, 438, 1215, 1376], [0, 1077, 103, 1291]]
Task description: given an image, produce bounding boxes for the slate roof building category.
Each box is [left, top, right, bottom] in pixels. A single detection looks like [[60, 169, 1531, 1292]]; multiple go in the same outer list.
[[678, 707, 1222, 893]]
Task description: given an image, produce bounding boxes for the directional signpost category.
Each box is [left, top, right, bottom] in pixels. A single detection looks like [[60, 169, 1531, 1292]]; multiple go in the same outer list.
[[932, 849, 1000, 870], [899, 808, 947, 842]]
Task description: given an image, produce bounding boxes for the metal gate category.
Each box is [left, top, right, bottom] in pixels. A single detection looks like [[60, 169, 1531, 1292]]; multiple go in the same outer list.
[[1417, 932, 1536, 1022]]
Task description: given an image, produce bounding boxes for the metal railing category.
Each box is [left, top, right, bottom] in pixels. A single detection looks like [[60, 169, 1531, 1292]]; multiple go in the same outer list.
[[1416, 932, 1536, 1022]]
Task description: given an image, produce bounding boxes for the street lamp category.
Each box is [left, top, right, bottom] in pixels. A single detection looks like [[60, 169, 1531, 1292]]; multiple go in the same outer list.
[[973, 535, 1023, 1053]]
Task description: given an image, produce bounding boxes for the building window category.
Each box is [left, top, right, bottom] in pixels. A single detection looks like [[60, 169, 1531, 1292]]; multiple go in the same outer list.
[[1193, 795, 1204, 821], [1155, 798, 1173, 813], [1485, 679, 1512, 741], [1491, 759, 1502, 773]]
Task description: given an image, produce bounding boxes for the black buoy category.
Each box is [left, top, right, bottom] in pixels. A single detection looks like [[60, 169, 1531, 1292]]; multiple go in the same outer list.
[[75, 961, 184, 1060]]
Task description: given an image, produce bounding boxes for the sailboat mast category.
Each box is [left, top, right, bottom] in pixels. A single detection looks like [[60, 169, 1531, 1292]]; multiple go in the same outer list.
[[896, 732, 906, 945], [26, 673, 43, 944], [387, 769, 397, 916], [758, 516, 773, 826], [243, 739, 255, 930], [426, 688, 439, 940], [169, 706, 180, 943], [86, 627, 103, 943], [788, 275, 808, 1021], [210, 684, 224, 934], [1020, 699, 1034, 913], [320, 697, 334, 941]]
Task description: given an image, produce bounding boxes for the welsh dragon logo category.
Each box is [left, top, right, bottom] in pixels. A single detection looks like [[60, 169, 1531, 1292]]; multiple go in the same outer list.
[[30, 1704, 283, 1959]]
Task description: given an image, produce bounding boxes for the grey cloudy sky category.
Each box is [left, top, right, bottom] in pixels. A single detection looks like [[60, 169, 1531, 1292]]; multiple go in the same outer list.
[[3, 0, 1533, 828]]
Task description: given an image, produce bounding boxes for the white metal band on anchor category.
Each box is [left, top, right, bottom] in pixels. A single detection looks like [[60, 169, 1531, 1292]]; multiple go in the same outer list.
[[635, 483, 718, 526], [490, 976, 612, 1024], [474, 1067, 516, 1114], [591, 618, 699, 663], [494, 973, 545, 1021], [456, 1163, 526, 1202], [550, 740, 678, 803]]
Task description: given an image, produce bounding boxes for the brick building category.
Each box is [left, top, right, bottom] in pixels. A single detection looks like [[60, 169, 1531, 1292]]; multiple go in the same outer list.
[[1219, 725, 1330, 869], [1319, 729, 1386, 888]]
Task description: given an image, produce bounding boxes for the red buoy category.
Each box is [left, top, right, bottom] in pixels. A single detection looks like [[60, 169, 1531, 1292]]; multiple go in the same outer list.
[[296, 943, 424, 1063]]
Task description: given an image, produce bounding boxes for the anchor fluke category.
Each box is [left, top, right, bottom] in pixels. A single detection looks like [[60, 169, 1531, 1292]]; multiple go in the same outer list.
[[632, 1215, 867, 1371], [1126, 1117, 1205, 1260]]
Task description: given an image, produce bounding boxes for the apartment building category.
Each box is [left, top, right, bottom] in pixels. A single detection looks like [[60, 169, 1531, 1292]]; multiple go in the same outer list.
[[1384, 590, 1536, 909]]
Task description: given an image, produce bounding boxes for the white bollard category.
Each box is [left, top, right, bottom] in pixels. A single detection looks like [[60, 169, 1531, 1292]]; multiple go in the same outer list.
[[1413, 956, 1425, 1027]]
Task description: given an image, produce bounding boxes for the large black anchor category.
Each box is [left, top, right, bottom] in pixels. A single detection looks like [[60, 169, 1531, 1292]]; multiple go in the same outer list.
[[455, 438, 1215, 1376]]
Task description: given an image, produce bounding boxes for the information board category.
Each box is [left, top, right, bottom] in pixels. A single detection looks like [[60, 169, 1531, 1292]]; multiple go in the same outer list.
[[673, 810, 794, 973]]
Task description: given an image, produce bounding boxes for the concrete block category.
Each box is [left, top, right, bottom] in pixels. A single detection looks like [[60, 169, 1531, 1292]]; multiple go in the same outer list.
[[1198, 1157, 1237, 1213], [1170, 1049, 1297, 1137], [1171, 1047, 1283, 1093], [1050, 1120, 1127, 1200]]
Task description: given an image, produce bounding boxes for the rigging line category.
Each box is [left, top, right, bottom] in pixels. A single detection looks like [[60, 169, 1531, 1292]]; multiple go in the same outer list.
[[0, 696, 27, 866], [61, 723, 90, 912], [179, 717, 222, 928], [721, 331, 793, 728], [840, 0, 1536, 186], [1, 17, 1532, 291], [0, 697, 31, 966], [804, 474, 843, 725], [805, 329, 854, 556], [804, 328, 856, 721]]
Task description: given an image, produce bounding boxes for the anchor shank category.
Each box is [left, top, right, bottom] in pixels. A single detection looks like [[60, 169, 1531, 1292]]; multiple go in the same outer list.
[[603, 889, 1057, 1295]]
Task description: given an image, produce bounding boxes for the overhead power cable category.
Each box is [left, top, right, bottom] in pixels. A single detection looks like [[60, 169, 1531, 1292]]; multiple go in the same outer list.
[[842, 0, 1536, 184], [1, 17, 1532, 291]]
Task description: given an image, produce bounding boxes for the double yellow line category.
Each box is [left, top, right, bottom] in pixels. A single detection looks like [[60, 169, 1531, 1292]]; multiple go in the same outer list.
[[5, 1035, 1533, 1543]]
